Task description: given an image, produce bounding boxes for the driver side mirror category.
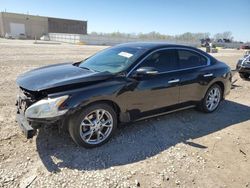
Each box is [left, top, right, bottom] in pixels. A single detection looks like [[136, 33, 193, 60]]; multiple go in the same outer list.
[[134, 67, 159, 76]]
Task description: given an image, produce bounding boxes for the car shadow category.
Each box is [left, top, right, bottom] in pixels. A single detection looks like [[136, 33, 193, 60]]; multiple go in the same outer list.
[[36, 100, 250, 172]]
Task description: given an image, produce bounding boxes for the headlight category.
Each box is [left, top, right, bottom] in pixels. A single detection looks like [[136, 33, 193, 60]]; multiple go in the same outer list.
[[25, 95, 69, 119]]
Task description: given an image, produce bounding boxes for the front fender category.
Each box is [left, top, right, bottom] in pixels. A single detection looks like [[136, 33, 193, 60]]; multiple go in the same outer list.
[[49, 79, 127, 115]]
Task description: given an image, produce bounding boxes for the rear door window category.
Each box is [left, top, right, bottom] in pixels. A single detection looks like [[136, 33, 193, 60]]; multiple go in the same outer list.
[[178, 50, 208, 69]]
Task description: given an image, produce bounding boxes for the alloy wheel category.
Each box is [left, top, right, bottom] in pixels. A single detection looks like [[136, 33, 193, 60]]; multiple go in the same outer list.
[[79, 109, 113, 145], [206, 87, 221, 111]]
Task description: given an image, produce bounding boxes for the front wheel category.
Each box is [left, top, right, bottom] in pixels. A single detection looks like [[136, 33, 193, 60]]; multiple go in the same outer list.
[[68, 103, 117, 148], [198, 84, 222, 113]]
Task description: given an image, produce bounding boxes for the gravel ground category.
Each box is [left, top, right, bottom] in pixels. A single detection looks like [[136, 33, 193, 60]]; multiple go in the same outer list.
[[0, 39, 249, 188]]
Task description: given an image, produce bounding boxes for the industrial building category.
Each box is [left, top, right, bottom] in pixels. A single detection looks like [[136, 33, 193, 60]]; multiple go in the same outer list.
[[0, 12, 87, 39]]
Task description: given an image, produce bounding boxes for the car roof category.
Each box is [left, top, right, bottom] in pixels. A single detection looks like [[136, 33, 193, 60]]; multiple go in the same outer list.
[[114, 42, 196, 51], [113, 42, 217, 63]]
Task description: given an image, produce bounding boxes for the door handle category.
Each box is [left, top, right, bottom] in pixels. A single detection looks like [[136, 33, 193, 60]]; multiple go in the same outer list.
[[168, 79, 180, 83], [203, 73, 213, 77]]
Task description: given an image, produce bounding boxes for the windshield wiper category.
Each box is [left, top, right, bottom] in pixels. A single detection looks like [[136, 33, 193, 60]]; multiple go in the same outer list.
[[80, 66, 101, 72]]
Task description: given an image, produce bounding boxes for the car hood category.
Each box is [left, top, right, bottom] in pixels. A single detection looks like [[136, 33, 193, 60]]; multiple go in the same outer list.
[[16, 63, 113, 92]]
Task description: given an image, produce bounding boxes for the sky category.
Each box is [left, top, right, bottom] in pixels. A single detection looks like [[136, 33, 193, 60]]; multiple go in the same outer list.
[[1, 0, 249, 41]]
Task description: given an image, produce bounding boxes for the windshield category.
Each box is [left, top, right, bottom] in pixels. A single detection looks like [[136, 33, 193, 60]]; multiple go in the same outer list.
[[79, 47, 146, 73]]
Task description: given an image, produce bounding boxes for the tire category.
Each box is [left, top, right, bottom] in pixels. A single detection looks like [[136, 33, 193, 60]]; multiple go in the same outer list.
[[239, 73, 250, 80], [68, 103, 117, 148], [198, 84, 223, 113]]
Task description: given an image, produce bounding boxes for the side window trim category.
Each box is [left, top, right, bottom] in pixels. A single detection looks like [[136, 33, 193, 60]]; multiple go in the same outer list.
[[127, 47, 210, 77]]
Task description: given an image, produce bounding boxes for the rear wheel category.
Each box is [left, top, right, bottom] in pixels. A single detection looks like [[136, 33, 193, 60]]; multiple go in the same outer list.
[[239, 73, 250, 80], [68, 103, 117, 148], [198, 84, 222, 113]]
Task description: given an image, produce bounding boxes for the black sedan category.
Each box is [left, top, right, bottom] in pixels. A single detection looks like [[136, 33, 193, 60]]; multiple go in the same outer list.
[[16, 43, 232, 148]]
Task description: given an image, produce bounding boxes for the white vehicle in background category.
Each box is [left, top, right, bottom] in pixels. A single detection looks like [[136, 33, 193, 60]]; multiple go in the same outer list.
[[4, 33, 27, 39], [40, 35, 50, 41], [4, 33, 13, 39]]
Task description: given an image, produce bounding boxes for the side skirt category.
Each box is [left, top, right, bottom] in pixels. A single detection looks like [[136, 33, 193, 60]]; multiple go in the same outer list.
[[135, 105, 196, 122]]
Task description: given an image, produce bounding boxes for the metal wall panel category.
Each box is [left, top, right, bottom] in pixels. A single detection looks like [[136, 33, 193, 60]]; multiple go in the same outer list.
[[48, 18, 87, 34]]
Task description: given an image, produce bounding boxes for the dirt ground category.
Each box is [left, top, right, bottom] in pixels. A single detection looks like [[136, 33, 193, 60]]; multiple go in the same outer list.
[[0, 39, 249, 188]]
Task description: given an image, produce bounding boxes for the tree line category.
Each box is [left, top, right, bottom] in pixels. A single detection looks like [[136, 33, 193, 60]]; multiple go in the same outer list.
[[89, 31, 238, 42]]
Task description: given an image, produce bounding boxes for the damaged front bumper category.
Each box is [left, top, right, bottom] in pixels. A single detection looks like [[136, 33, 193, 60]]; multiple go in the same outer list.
[[16, 95, 67, 139], [236, 60, 250, 74], [237, 66, 250, 74], [16, 113, 36, 139], [16, 111, 67, 139]]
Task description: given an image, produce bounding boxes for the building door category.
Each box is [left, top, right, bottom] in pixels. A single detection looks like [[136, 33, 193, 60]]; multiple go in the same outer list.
[[10, 23, 25, 37]]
